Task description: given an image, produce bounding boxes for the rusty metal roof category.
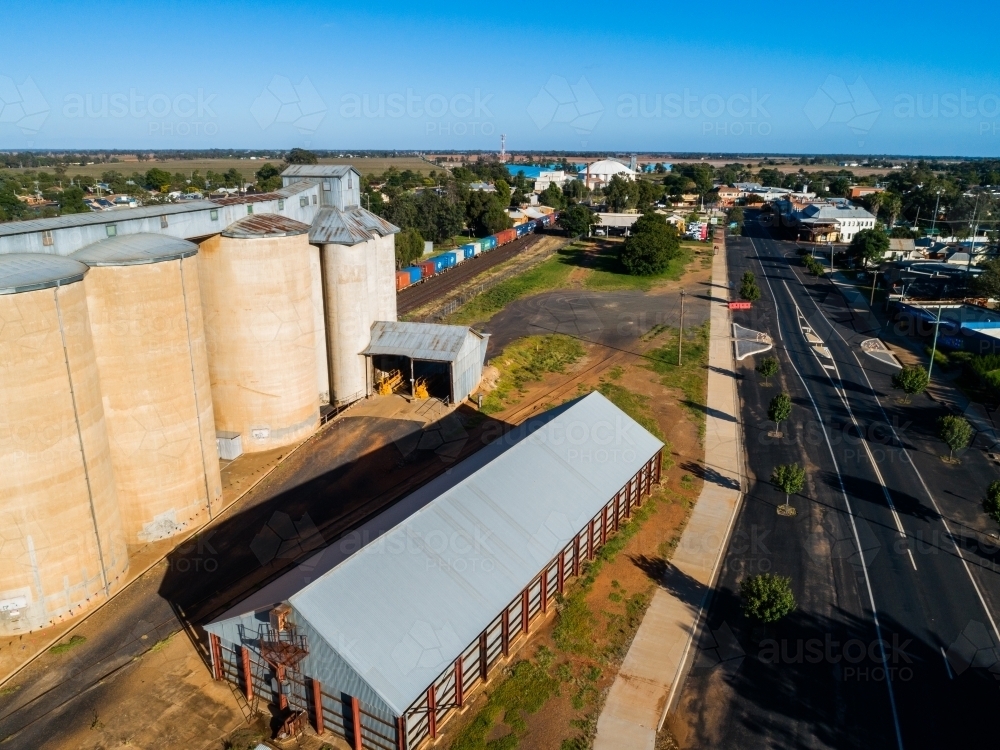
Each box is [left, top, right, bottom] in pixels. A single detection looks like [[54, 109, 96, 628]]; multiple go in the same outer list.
[[221, 214, 310, 239], [362, 321, 484, 362], [70, 233, 198, 266], [308, 206, 399, 245]]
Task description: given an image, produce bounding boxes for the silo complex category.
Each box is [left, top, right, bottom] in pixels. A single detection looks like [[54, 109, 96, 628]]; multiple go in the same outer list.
[[0, 255, 128, 633], [321, 233, 397, 405], [198, 215, 320, 452], [71, 235, 223, 545]]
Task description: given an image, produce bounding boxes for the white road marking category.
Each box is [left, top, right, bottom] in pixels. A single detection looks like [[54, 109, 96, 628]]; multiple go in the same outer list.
[[907, 548, 917, 570], [746, 236, 905, 750], [941, 647, 954, 680]]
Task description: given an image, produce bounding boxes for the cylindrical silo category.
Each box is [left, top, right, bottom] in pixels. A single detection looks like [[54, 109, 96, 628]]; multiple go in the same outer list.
[[198, 215, 320, 452], [323, 232, 398, 405], [0, 254, 128, 634], [70, 234, 223, 545]]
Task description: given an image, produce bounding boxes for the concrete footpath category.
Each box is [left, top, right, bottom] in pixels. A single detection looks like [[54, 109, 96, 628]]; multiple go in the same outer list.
[[593, 240, 745, 750]]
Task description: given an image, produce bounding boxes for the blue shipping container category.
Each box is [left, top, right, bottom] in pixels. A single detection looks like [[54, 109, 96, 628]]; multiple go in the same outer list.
[[403, 266, 421, 284], [445, 251, 462, 266], [482, 236, 497, 251], [462, 244, 476, 259]]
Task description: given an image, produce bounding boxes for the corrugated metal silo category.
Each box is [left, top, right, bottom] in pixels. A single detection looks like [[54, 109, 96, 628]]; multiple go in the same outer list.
[[0, 254, 128, 633], [198, 215, 320, 452], [70, 234, 223, 545]]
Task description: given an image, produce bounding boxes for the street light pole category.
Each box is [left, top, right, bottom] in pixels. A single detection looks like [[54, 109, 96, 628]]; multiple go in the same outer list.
[[930, 190, 942, 235], [928, 305, 943, 380]]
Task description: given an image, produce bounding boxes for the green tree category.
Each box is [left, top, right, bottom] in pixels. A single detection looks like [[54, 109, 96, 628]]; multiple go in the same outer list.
[[494, 179, 512, 208], [891, 365, 928, 403], [983, 480, 1000, 525], [974, 258, 1000, 300], [558, 204, 598, 237], [254, 163, 282, 192], [395, 227, 424, 268], [768, 391, 792, 436], [620, 214, 680, 276], [849, 228, 889, 270], [58, 186, 89, 214], [285, 148, 317, 165], [143, 168, 172, 192], [938, 414, 973, 461], [479, 200, 513, 236], [741, 573, 796, 622], [739, 270, 761, 301], [539, 182, 565, 209], [771, 462, 805, 514], [604, 175, 636, 212], [756, 356, 779, 386]]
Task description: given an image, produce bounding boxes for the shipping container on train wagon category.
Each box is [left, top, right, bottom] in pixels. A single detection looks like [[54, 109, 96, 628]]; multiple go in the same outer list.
[[429, 255, 450, 273], [395, 271, 411, 291], [444, 250, 463, 266], [514, 223, 531, 238], [461, 244, 476, 260], [496, 228, 516, 245], [481, 236, 497, 252], [402, 266, 422, 284], [418, 260, 436, 278]]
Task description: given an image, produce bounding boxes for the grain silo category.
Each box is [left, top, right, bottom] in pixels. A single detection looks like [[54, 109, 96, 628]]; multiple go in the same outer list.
[[70, 234, 223, 545], [313, 209, 399, 405], [198, 215, 320, 452], [0, 254, 128, 634]]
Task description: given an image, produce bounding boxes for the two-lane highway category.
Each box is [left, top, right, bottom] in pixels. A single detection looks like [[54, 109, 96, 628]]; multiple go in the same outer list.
[[673, 219, 1000, 748]]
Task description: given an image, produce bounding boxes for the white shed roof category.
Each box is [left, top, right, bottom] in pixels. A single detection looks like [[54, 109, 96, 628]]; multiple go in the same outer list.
[[209, 391, 662, 715]]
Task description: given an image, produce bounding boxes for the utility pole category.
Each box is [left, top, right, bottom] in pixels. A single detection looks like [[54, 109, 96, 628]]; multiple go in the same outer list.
[[928, 305, 943, 379], [870, 262, 878, 306], [678, 289, 686, 366], [930, 190, 942, 235], [965, 195, 980, 282], [829, 241, 834, 272]]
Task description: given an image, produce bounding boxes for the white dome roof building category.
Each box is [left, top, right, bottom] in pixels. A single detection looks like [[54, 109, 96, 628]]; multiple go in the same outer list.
[[580, 159, 636, 190]]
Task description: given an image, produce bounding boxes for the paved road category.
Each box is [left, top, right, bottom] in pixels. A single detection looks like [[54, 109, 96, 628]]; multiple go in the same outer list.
[[674, 219, 1000, 748]]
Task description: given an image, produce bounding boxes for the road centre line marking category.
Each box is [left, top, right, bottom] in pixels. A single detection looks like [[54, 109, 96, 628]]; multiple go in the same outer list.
[[907, 549, 917, 571], [941, 647, 954, 680]]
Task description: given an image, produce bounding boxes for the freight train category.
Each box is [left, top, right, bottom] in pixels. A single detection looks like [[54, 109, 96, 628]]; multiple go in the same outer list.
[[395, 212, 557, 291]]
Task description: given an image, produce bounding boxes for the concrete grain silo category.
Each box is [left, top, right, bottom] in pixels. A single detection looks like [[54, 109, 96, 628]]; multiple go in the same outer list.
[[0, 254, 128, 633], [198, 215, 320, 452], [71, 234, 223, 545], [313, 210, 399, 405]]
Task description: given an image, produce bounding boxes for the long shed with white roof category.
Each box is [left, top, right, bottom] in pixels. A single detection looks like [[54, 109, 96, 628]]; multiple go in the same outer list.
[[204, 392, 664, 749]]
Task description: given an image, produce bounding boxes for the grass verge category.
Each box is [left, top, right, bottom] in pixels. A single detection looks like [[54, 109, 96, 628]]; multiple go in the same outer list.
[[447, 254, 576, 325], [645, 323, 710, 435], [481, 335, 586, 414], [48, 634, 86, 655]]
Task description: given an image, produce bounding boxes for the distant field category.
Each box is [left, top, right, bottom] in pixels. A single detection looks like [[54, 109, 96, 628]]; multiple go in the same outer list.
[[4, 156, 439, 179]]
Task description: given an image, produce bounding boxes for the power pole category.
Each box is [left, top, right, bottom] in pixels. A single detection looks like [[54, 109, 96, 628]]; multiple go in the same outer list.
[[930, 190, 942, 235], [678, 289, 686, 366], [928, 305, 943, 379]]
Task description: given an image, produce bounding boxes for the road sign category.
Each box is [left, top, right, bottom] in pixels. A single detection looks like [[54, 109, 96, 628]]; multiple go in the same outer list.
[[728, 301, 752, 310]]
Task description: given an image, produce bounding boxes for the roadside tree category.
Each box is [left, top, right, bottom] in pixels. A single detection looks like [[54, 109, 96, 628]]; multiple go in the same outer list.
[[849, 228, 889, 270], [891, 365, 929, 403], [740, 270, 761, 301], [620, 213, 680, 276], [756, 356, 779, 386], [767, 391, 792, 436], [984, 480, 1000, 525], [395, 228, 424, 268], [771, 462, 805, 515], [938, 414, 973, 462], [741, 573, 796, 622]]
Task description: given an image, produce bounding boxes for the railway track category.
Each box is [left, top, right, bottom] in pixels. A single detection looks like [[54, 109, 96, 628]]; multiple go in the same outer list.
[[396, 232, 546, 315]]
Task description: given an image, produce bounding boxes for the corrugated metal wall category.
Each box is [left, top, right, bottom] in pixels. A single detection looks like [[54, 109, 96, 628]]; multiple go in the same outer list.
[[451, 331, 486, 403]]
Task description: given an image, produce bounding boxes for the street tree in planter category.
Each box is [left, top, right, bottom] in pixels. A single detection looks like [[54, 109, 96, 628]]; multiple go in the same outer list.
[[741, 573, 796, 622], [767, 391, 792, 437], [739, 270, 761, 302], [938, 414, 973, 463], [756, 356, 779, 386], [891, 365, 928, 403], [771, 462, 805, 516], [984, 480, 1000, 525]]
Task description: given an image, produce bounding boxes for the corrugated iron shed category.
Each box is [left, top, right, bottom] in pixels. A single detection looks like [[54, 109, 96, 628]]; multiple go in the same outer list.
[[221, 214, 310, 238], [70, 233, 198, 266], [0, 201, 219, 237], [362, 321, 484, 362], [308, 206, 399, 245], [206, 391, 664, 716]]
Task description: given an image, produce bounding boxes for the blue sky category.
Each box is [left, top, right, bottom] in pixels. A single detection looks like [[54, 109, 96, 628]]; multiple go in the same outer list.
[[1, 0, 998, 156]]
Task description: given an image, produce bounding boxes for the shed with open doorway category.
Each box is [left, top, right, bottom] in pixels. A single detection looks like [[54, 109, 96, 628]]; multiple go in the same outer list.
[[362, 321, 488, 404]]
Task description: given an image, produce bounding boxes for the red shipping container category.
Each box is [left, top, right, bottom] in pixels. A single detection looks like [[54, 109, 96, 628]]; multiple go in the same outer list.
[[395, 271, 411, 291], [496, 228, 516, 245], [418, 260, 436, 278]]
